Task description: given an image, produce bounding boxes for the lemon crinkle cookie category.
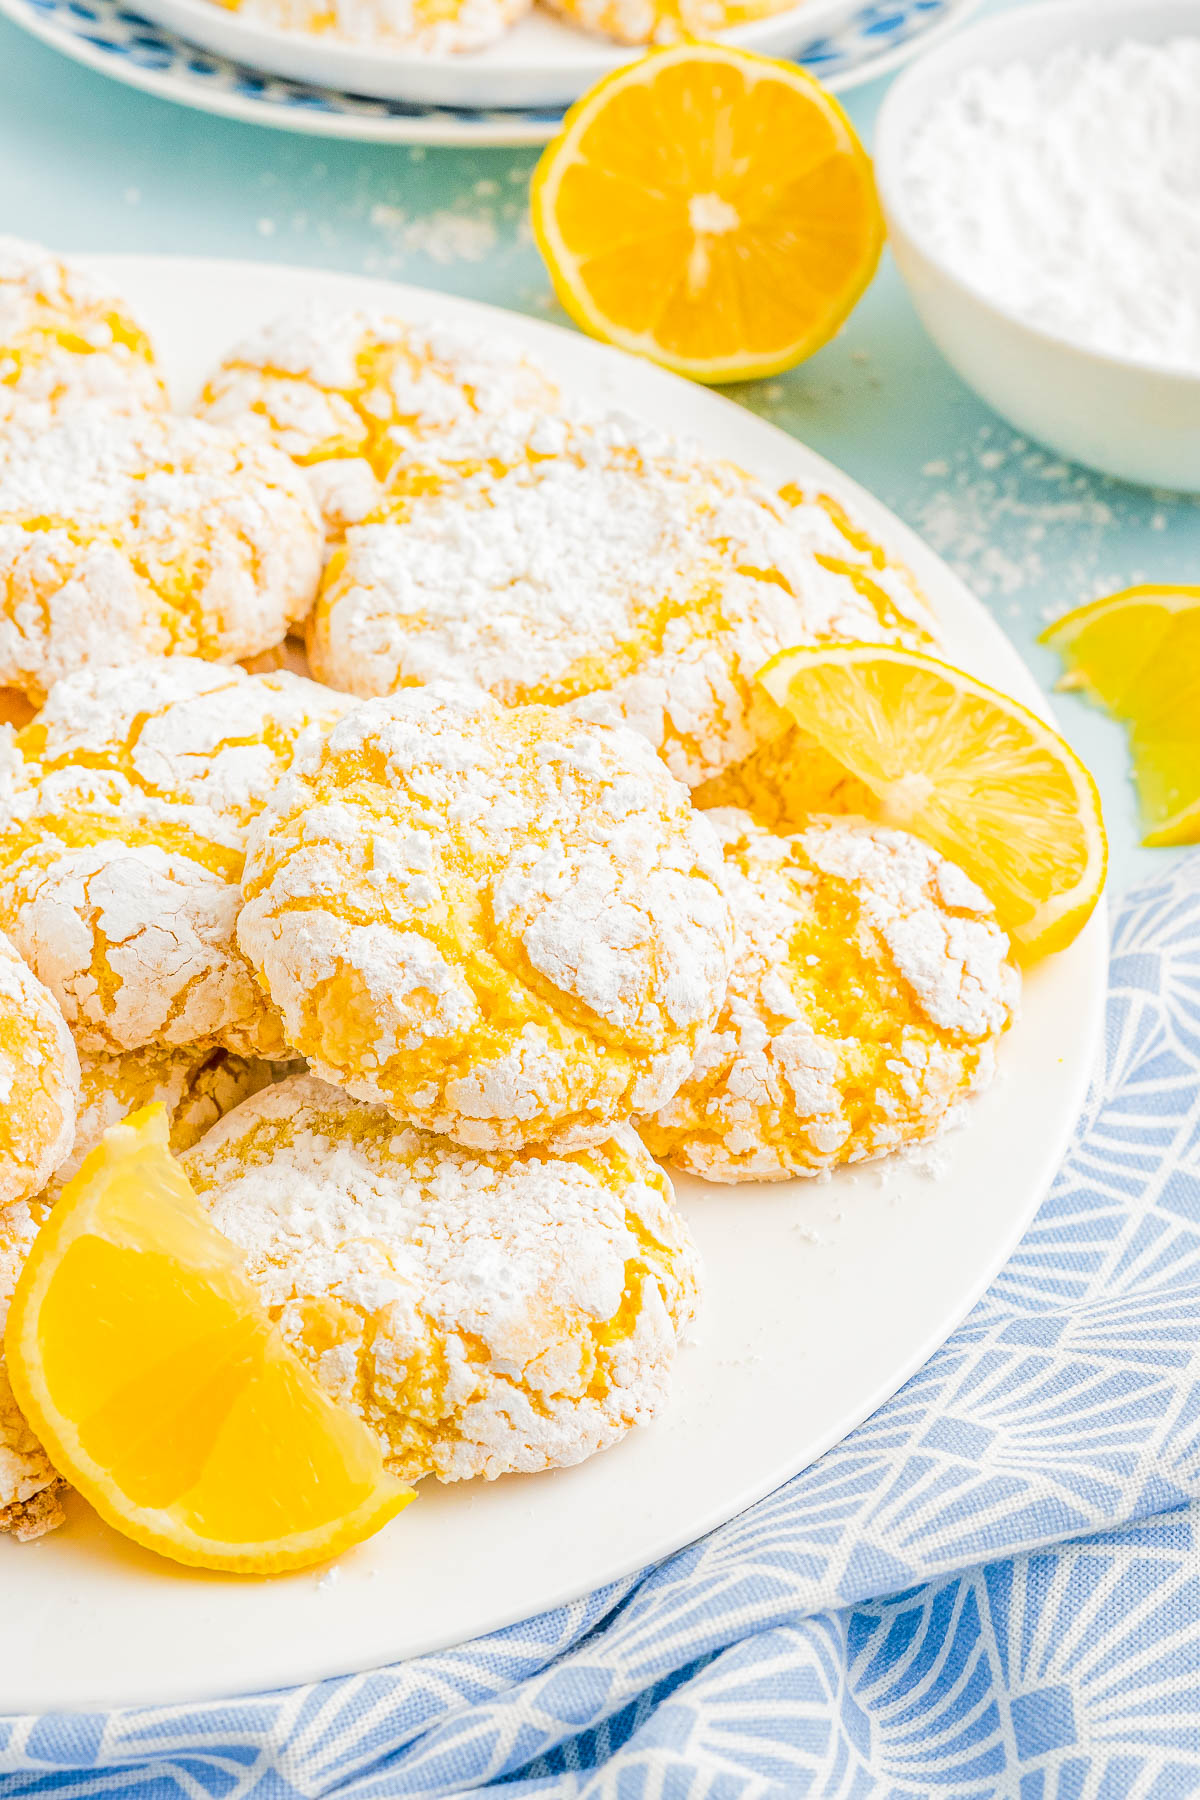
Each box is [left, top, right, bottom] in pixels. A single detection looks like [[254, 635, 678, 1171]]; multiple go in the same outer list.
[[0, 407, 323, 705], [541, 0, 791, 43], [640, 810, 1020, 1182], [184, 1074, 701, 1482], [0, 1198, 61, 1539], [0, 237, 166, 422], [214, 0, 527, 52], [197, 305, 562, 531], [308, 415, 936, 787], [0, 1041, 287, 1541], [0, 933, 79, 1212], [0, 657, 348, 1058], [237, 687, 734, 1151], [0, 936, 79, 1540]]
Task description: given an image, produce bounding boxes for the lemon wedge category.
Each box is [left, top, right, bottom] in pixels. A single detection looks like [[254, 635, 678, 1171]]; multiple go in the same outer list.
[[5, 1106, 411, 1573], [1042, 586, 1200, 847]]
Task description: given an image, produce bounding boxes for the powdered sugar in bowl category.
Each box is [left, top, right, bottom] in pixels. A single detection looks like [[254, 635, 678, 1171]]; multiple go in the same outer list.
[[874, 0, 1200, 491]]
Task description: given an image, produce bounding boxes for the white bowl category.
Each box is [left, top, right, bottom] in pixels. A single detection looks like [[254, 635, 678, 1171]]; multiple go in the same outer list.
[[874, 0, 1200, 492]]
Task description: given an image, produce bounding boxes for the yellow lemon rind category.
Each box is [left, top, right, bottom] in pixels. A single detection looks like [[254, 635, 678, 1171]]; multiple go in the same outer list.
[[5, 1107, 413, 1575], [758, 641, 1108, 962], [530, 43, 884, 385]]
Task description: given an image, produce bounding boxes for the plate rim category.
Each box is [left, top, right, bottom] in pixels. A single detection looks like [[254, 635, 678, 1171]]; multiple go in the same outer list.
[[0, 0, 985, 143], [116, 0, 863, 108], [0, 252, 1108, 1710]]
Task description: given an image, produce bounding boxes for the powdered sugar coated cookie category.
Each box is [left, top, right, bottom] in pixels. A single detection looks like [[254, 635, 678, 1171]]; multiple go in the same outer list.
[[0, 657, 348, 1056], [640, 810, 1019, 1181], [197, 305, 562, 532], [184, 1074, 701, 1483], [237, 686, 735, 1151], [0, 237, 166, 424], [0, 407, 322, 703], [308, 415, 936, 786]]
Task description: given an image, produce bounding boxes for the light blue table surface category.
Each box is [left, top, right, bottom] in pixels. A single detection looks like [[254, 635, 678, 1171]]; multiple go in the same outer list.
[[0, 0, 1195, 901]]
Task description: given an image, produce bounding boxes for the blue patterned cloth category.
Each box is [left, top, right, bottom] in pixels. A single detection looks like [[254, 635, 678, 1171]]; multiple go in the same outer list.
[[4, 852, 1200, 1799]]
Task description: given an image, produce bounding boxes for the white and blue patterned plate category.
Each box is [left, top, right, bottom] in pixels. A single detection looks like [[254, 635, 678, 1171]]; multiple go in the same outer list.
[[0, 255, 1104, 1712], [0, 0, 981, 143]]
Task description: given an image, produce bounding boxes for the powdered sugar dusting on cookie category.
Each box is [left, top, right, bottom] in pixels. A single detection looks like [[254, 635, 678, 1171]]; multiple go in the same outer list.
[[185, 1074, 700, 1482], [0, 657, 349, 1056], [309, 414, 937, 785], [0, 408, 322, 702], [640, 810, 1019, 1183], [198, 304, 563, 531], [237, 687, 734, 1150]]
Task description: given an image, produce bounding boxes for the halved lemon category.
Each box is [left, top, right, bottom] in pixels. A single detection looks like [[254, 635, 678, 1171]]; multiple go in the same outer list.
[[531, 44, 884, 383], [1042, 586, 1200, 848], [5, 1106, 411, 1573], [758, 644, 1107, 959]]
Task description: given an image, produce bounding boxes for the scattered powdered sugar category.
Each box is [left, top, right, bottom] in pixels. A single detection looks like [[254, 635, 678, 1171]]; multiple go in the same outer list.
[[369, 207, 498, 265], [906, 426, 1135, 607], [639, 810, 1019, 1184], [184, 1074, 701, 1482], [237, 686, 734, 1151], [310, 411, 936, 786], [900, 39, 1200, 372]]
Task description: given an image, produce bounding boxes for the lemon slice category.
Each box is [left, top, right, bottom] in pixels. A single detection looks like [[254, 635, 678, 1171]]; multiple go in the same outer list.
[[531, 44, 884, 383], [1042, 586, 1200, 848], [758, 643, 1107, 959], [5, 1106, 411, 1573]]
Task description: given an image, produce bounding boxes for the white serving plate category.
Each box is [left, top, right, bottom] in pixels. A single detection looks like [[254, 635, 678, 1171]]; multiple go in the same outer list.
[[0, 256, 1108, 1715], [126, 0, 860, 108], [0, 0, 984, 144]]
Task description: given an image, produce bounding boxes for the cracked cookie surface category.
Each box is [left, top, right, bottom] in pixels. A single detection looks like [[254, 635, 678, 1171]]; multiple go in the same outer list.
[[0, 407, 323, 703], [184, 1074, 701, 1483], [640, 810, 1020, 1182], [307, 415, 936, 786], [0, 657, 348, 1056], [0, 930, 79, 1211], [197, 305, 562, 533], [237, 686, 734, 1150]]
